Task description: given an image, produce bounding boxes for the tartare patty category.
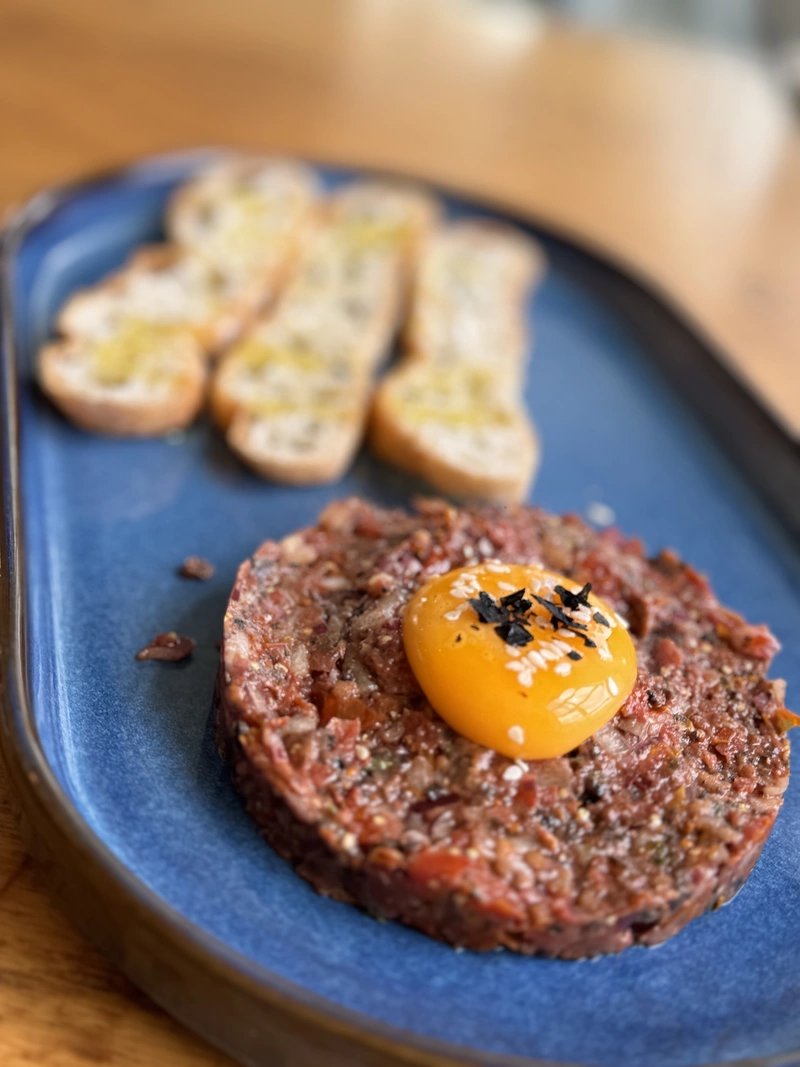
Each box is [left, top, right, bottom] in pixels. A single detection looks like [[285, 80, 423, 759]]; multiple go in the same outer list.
[[216, 498, 794, 957]]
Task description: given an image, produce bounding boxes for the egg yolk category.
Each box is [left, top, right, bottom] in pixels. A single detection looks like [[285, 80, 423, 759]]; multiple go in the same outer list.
[[403, 563, 637, 760]]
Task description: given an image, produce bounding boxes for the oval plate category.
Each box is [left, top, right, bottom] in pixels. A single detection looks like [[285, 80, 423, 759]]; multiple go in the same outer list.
[[2, 151, 800, 1067]]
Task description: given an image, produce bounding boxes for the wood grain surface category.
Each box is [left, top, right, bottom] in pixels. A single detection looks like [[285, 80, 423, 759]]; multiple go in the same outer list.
[[1, 1, 798, 1064]]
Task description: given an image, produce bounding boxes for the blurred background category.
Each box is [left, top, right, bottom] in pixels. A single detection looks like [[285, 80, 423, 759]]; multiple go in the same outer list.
[[546, 0, 800, 51], [1, 0, 798, 442], [0, 1, 798, 1065]]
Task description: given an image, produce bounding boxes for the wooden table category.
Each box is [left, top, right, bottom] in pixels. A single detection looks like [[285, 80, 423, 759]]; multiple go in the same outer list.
[[1, 1, 798, 1063]]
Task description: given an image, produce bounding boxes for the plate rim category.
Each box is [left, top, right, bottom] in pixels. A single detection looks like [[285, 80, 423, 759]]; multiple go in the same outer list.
[[2, 148, 799, 1067]]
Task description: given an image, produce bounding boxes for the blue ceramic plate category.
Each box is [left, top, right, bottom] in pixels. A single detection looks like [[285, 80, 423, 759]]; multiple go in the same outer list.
[[3, 152, 800, 1067]]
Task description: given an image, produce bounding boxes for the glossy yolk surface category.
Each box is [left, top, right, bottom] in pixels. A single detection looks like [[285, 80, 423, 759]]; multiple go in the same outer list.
[[403, 563, 637, 760]]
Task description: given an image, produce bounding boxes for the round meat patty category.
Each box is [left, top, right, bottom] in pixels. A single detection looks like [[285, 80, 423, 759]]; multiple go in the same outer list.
[[216, 497, 796, 958]]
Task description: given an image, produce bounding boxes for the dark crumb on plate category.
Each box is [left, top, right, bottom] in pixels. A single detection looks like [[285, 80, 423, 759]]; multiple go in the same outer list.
[[136, 632, 196, 662], [179, 556, 215, 581]]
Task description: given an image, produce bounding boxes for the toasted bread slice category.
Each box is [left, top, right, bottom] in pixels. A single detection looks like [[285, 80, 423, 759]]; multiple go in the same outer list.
[[370, 363, 539, 503], [167, 156, 322, 299], [211, 326, 371, 482], [39, 322, 206, 436], [57, 245, 267, 355], [370, 217, 544, 502], [211, 180, 440, 483], [226, 392, 369, 485], [404, 220, 545, 380], [329, 179, 439, 275], [210, 326, 371, 431]]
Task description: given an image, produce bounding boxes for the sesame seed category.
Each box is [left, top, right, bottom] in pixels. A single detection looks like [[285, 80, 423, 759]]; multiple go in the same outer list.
[[354, 744, 370, 760], [341, 833, 358, 850], [502, 764, 523, 781], [507, 725, 525, 744], [553, 661, 571, 676], [497, 581, 516, 592]]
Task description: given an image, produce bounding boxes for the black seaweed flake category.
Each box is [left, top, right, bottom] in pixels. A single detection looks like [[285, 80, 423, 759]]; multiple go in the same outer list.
[[593, 611, 610, 627], [554, 583, 592, 610], [495, 621, 534, 647], [468, 591, 506, 624], [500, 589, 532, 614], [533, 595, 588, 631], [455, 633, 462, 643], [464, 580, 600, 653]]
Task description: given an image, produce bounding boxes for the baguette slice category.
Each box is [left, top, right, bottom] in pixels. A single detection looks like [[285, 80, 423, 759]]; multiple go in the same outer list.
[[266, 181, 440, 373], [404, 220, 545, 380], [225, 390, 369, 485], [329, 180, 440, 281], [210, 328, 370, 432], [39, 321, 206, 436], [58, 246, 262, 355], [212, 180, 440, 483], [167, 156, 322, 297], [370, 363, 539, 503]]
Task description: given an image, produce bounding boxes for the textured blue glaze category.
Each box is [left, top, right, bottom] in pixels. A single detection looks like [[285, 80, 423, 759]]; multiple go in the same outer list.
[[9, 157, 800, 1067]]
